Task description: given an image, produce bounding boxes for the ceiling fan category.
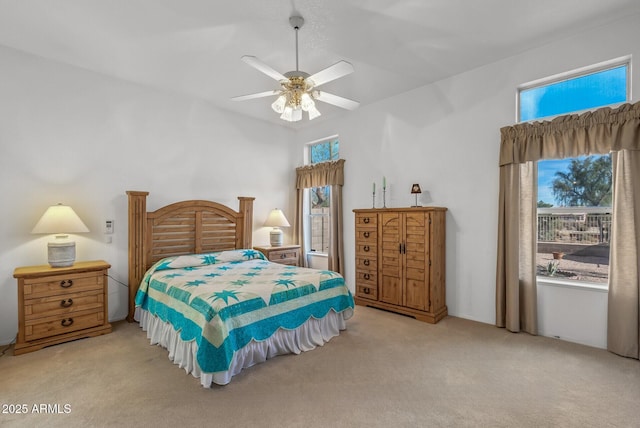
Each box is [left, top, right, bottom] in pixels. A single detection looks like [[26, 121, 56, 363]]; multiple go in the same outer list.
[[231, 14, 359, 122]]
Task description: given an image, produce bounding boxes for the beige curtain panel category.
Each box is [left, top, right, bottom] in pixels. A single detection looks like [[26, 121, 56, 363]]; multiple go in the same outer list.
[[497, 102, 640, 358], [294, 159, 345, 275]]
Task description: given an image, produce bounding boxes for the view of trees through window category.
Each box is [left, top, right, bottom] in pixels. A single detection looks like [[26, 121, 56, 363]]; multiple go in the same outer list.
[[308, 139, 339, 253], [537, 155, 612, 283], [519, 59, 628, 284]]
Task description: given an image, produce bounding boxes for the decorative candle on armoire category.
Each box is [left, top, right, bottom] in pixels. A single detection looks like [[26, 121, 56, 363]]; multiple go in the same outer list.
[[372, 182, 376, 208], [382, 177, 387, 208]]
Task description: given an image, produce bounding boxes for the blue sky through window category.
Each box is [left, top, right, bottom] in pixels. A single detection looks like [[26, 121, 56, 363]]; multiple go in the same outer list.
[[519, 62, 628, 205], [520, 65, 627, 122]]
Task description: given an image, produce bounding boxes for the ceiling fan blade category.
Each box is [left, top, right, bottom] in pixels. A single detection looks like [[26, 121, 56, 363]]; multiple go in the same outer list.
[[231, 90, 279, 101], [241, 55, 287, 82], [314, 91, 360, 110], [307, 61, 354, 87]]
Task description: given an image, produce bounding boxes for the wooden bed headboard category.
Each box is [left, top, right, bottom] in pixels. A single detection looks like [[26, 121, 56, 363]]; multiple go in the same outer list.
[[126, 191, 254, 321]]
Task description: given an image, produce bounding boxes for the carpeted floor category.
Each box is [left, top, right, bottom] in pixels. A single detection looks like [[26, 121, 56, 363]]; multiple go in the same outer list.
[[1, 306, 639, 428]]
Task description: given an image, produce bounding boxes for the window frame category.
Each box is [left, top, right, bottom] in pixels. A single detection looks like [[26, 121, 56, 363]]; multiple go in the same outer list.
[[517, 57, 631, 287], [516, 55, 631, 123], [303, 135, 340, 256]]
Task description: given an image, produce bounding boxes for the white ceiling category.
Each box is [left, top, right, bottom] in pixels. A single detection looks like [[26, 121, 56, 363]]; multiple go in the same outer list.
[[1, 0, 640, 128]]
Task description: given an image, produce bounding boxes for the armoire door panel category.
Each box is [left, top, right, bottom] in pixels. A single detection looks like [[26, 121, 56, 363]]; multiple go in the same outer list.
[[380, 276, 402, 305], [405, 278, 428, 311]]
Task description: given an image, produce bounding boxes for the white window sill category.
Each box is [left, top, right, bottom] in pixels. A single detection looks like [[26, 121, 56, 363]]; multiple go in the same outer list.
[[536, 276, 608, 293]]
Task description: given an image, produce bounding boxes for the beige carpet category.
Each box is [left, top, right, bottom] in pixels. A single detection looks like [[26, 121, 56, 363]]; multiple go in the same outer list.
[[1, 306, 639, 428]]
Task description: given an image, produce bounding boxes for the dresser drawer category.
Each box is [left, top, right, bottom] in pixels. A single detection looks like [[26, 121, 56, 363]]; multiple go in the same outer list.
[[356, 269, 377, 286], [355, 229, 377, 242], [356, 256, 377, 271], [356, 243, 377, 257], [355, 214, 377, 228], [24, 289, 104, 320], [356, 284, 378, 300], [24, 309, 105, 342], [23, 271, 104, 299]]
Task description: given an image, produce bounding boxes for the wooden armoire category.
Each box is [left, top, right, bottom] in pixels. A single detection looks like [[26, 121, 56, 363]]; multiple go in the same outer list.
[[353, 207, 447, 323]]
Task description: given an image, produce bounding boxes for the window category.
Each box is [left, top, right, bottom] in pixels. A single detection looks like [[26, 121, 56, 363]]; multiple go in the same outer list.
[[518, 58, 629, 284], [307, 138, 339, 253]]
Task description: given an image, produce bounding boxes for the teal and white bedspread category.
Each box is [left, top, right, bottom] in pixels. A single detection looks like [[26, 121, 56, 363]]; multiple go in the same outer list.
[[135, 249, 354, 384]]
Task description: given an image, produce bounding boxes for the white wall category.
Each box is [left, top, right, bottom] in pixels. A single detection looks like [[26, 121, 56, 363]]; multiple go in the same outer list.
[[0, 46, 296, 344], [2, 12, 640, 346], [537, 280, 608, 348], [295, 13, 640, 338]]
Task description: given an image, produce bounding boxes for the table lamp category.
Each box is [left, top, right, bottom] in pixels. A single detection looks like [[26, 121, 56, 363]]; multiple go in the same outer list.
[[31, 203, 90, 267], [411, 184, 422, 207], [264, 208, 290, 247]]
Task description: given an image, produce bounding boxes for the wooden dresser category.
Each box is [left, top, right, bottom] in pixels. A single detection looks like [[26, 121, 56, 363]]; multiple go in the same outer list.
[[353, 208, 447, 323], [254, 245, 301, 266], [13, 260, 112, 355]]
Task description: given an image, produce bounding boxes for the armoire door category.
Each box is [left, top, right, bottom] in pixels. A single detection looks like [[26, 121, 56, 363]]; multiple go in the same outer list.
[[379, 212, 402, 305], [404, 212, 429, 311]]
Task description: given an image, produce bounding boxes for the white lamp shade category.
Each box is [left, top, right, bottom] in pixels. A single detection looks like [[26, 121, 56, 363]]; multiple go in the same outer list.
[[264, 209, 290, 228], [32, 204, 89, 267], [32, 204, 89, 234], [308, 104, 321, 120], [264, 209, 290, 247], [271, 95, 287, 113]]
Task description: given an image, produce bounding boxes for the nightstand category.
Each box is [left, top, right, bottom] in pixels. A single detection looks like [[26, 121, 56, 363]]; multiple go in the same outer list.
[[13, 260, 112, 355], [254, 245, 301, 266]]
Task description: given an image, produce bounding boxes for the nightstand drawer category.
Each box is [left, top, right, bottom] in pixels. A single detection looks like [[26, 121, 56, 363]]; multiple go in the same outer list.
[[267, 248, 299, 264], [23, 271, 104, 299], [24, 289, 104, 320], [24, 309, 105, 341], [254, 245, 301, 267]]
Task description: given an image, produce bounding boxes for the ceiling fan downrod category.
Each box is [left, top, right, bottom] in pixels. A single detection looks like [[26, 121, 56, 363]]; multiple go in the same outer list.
[[289, 15, 304, 73]]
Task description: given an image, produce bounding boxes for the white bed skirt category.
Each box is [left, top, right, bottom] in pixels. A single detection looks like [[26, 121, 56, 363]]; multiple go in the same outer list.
[[135, 307, 352, 387]]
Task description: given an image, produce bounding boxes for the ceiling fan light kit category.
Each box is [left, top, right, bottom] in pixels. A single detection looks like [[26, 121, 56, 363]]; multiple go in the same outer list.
[[232, 14, 359, 122]]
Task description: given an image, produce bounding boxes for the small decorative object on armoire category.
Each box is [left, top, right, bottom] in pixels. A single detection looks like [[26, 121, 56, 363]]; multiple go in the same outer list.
[[382, 176, 387, 208], [372, 182, 376, 208], [353, 207, 447, 323], [411, 183, 422, 207], [264, 208, 290, 247], [31, 203, 90, 267]]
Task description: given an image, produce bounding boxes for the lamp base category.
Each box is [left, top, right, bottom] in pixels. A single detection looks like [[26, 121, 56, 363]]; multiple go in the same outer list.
[[269, 228, 284, 247], [47, 240, 76, 267]]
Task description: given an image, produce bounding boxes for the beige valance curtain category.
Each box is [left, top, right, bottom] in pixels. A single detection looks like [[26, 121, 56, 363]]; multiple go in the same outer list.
[[294, 159, 345, 275], [497, 102, 640, 358]]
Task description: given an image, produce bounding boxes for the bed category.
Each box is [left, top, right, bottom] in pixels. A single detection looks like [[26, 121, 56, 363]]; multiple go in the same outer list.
[[126, 191, 354, 387]]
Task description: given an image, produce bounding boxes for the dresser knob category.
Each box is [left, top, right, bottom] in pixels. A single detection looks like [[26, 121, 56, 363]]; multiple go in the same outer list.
[[61, 318, 74, 327], [363, 245, 370, 252], [363, 231, 370, 238], [60, 280, 73, 288], [363, 217, 370, 224], [364, 287, 371, 295], [363, 259, 370, 266], [60, 299, 74, 308], [363, 273, 370, 280]]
